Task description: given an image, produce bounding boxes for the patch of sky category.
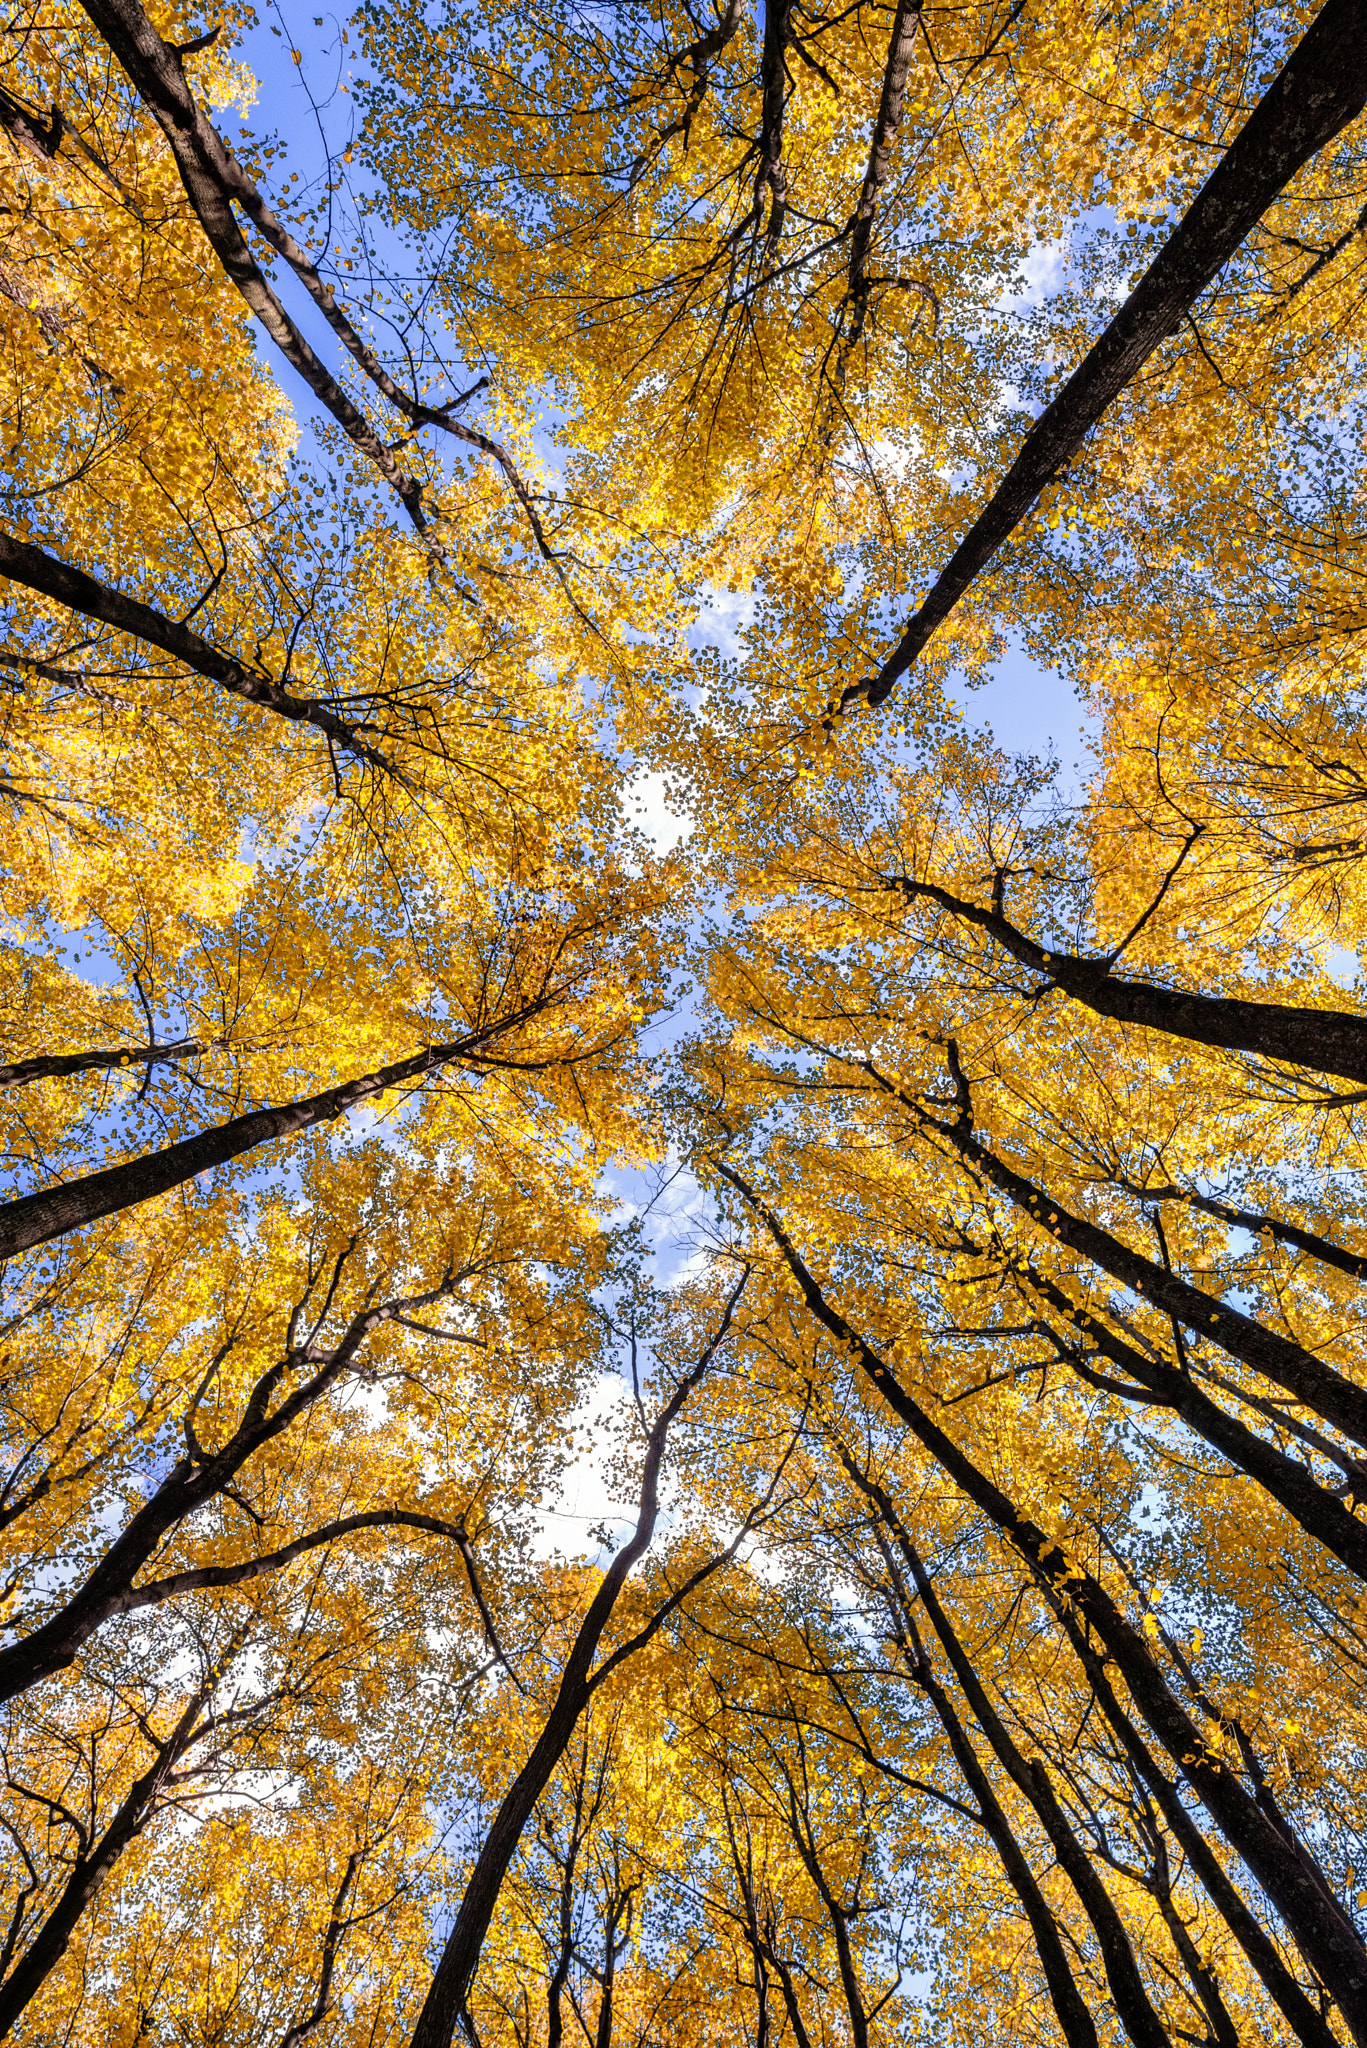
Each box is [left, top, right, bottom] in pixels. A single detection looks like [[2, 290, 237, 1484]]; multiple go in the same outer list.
[[1129, 1482, 1167, 1534], [529, 1151, 718, 1564], [37, 918, 126, 990], [1322, 944, 1361, 990], [622, 767, 690, 852], [944, 633, 1097, 801]]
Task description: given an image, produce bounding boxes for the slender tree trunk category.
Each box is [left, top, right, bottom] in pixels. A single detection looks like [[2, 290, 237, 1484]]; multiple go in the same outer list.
[[0, 1287, 422, 1701], [866, 1507, 1165, 2048], [0, 530, 396, 772], [0, 1671, 218, 2038], [720, 1163, 1367, 2047], [909, 1646, 1098, 2048], [1008, 1240, 1367, 1582], [896, 1620, 1102, 2048], [764, 1941, 814, 2048], [407, 1277, 747, 2048], [1147, 1849, 1241, 2048], [0, 1038, 220, 1093], [753, 0, 791, 259], [844, 0, 920, 319], [0, 1022, 521, 1261], [896, 1072, 1367, 1453], [848, 0, 1367, 711], [1043, 1593, 1339, 2048]]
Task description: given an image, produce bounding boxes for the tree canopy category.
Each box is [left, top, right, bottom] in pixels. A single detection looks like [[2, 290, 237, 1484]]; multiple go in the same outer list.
[[3, 0, 1367, 2041]]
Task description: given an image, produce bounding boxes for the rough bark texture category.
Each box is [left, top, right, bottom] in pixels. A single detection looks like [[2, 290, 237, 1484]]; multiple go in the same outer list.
[[891, 872, 1367, 1086], [0, 1014, 538, 1261]]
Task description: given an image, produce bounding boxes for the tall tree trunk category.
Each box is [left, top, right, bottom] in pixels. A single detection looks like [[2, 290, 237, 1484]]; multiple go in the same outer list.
[[863, 1494, 1164, 2048], [407, 1275, 748, 2048], [719, 1162, 1367, 2047], [0, 1013, 539, 1261], [845, 0, 1367, 712], [0, 1661, 226, 2038], [891, 873, 1367, 1086]]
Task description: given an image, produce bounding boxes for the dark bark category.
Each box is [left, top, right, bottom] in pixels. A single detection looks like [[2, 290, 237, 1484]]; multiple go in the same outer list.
[[944, 1109, 1367, 1451], [0, 530, 402, 778], [1004, 1242, 1367, 1583], [407, 1271, 750, 2048], [631, 0, 747, 179], [779, 1786, 870, 2048], [754, 0, 792, 261], [880, 1586, 1102, 2047], [890, 872, 1367, 1087], [860, 1489, 1162, 2048], [713, 1159, 1367, 2046], [841, 0, 921, 350], [838, 0, 1367, 712], [0, 83, 63, 158], [1126, 1181, 1367, 1286], [718, 1794, 772, 2048], [0, 1004, 547, 1262], [763, 1935, 815, 2048], [1129, 1802, 1241, 2048], [591, 1881, 634, 2048], [544, 1841, 577, 2048], [0, 1660, 222, 2039], [78, 0, 430, 535], [76, 0, 565, 575], [849, 1040, 1367, 1454], [1044, 1612, 1340, 2048], [541, 1743, 600, 2048], [0, 1037, 217, 1093], [279, 1851, 361, 2048], [0, 1278, 457, 1702], [77, 1507, 517, 1679]]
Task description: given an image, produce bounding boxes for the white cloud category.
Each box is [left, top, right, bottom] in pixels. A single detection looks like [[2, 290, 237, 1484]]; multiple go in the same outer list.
[[624, 768, 692, 850], [531, 1372, 640, 1560]]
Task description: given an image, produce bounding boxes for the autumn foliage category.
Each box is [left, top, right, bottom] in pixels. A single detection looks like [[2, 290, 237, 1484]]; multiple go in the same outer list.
[[1, 0, 1367, 2041]]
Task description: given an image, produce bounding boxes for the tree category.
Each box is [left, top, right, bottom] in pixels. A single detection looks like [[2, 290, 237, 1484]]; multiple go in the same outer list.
[[5, 0, 1367, 2039]]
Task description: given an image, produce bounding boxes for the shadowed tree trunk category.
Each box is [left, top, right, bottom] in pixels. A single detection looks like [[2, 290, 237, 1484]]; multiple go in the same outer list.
[[841, 0, 1367, 713]]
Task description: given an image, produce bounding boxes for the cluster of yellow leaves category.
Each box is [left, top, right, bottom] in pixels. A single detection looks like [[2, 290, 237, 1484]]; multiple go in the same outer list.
[[4, 0, 1367, 2040]]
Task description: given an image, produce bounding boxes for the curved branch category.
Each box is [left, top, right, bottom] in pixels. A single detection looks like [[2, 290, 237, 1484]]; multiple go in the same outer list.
[[888, 869, 1367, 1086], [76, 0, 577, 583], [408, 1265, 752, 2048]]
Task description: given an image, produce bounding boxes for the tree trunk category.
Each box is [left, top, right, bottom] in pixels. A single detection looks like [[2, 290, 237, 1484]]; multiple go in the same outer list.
[[850, 0, 1367, 711], [0, 1029, 506, 1261], [723, 1165, 1367, 2047]]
